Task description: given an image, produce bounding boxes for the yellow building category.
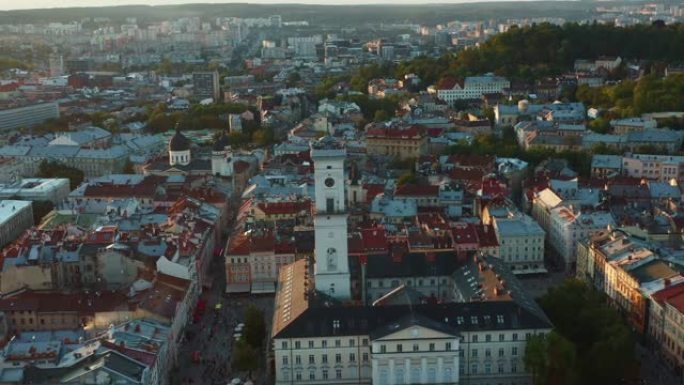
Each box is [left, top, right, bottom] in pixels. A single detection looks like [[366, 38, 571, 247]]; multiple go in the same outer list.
[[577, 230, 680, 334], [365, 124, 428, 160]]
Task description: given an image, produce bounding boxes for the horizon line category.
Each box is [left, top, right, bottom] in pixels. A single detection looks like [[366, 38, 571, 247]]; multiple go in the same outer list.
[[0, 0, 583, 12]]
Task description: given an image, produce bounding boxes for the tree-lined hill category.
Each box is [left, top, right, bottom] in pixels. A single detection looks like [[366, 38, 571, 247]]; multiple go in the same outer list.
[[0, 2, 597, 25], [325, 22, 684, 97]]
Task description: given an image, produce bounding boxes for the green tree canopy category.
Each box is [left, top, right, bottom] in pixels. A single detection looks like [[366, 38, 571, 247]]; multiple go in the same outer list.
[[242, 305, 266, 349], [37, 160, 84, 190], [373, 109, 390, 122], [538, 280, 637, 385], [575, 74, 684, 116], [397, 171, 417, 186], [347, 23, 684, 86], [525, 331, 577, 385], [232, 339, 258, 372]]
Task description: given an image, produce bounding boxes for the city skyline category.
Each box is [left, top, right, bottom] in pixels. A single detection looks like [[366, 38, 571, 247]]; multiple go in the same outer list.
[[0, 0, 547, 11], [0, 2, 677, 385]]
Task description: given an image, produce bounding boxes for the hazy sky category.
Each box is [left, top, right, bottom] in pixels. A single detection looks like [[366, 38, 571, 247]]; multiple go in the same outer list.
[[0, 0, 520, 11]]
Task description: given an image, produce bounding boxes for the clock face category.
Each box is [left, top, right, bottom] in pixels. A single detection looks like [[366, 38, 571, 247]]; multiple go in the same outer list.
[[324, 177, 335, 187]]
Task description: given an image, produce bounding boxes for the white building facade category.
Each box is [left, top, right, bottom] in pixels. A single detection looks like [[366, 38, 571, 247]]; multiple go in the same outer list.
[[0, 200, 33, 248], [492, 214, 546, 274], [548, 207, 615, 268], [433, 76, 510, 103], [272, 305, 549, 385]]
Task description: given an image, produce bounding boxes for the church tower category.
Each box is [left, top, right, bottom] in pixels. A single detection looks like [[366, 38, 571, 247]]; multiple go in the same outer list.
[[211, 133, 233, 177], [311, 136, 350, 300], [169, 125, 191, 166]]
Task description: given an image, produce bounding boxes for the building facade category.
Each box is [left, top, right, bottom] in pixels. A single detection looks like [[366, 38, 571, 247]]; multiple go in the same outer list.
[[0, 200, 33, 248], [192, 71, 220, 101], [365, 125, 428, 161], [492, 214, 546, 275], [0, 178, 71, 204], [0, 102, 59, 132], [272, 262, 551, 385], [547, 208, 615, 269], [432, 76, 510, 104]]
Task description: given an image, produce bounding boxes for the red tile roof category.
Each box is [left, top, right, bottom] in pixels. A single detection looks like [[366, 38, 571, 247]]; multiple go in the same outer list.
[[652, 280, 684, 304], [101, 340, 157, 366], [672, 216, 684, 232], [652, 281, 684, 313], [475, 224, 499, 248], [348, 233, 364, 255], [449, 168, 484, 183], [417, 213, 449, 231], [395, 183, 439, 197], [524, 179, 549, 201], [83, 175, 166, 199], [445, 154, 495, 170], [256, 200, 311, 216], [666, 290, 684, 314], [363, 184, 385, 203], [156, 272, 191, 290], [418, 155, 439, 164], [366, 125, 425, 139], [234, 160, 251, 173], [185, 188, 227, 205], [451, 223, 479, 245], [135, 279, 186, 320], [250, 231, 275, 253], [274, 241, 296, 254], [361, 228, 388, 252], [0, 83, 19, 92], [426, 127, 445, 137], [481, 177, 509, 198], [85, 227, 117, 244], [437, 77, 461, 90], [0, 291, 128, 313], [227, 234, 250, 255]]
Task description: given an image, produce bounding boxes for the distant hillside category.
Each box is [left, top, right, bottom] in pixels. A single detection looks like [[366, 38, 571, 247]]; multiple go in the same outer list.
[[0, 2, 600, 25], [380, 22, 684, 82]]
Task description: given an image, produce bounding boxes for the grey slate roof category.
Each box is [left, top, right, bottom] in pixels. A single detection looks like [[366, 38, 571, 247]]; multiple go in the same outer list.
[[273, 300, 553, 339], [369, 313, 459, 340]]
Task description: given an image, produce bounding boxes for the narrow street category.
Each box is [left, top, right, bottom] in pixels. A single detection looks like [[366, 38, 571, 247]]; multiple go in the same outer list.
[[172, 229, 275, 385], [636, 343, 681, 385], [173, 253, 235, 385]]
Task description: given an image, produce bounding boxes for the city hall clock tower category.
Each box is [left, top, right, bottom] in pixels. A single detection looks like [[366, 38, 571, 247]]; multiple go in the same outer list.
[[311, 136, 351, 300]]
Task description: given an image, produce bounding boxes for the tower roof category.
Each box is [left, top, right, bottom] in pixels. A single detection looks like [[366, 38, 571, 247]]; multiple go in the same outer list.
[[213, 133, 229, 151], [310, 135, 346, 158], [169, 126, 190, 152]]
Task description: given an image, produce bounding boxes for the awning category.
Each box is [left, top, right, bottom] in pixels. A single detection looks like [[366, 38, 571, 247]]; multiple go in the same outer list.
[[225, 282, 251, 293], [250, 281, 276, 294]]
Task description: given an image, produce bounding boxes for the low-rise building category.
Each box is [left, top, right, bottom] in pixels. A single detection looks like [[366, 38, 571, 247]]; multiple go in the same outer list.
[[610, 117, 657, 135], [365, 124, 428, 160], [548, 207, 615, 269], [430, 75, 510, 104], [0, 178, 70, 204], [0, 200, 32, 249], [0, 102, 59, 132], [649, 282, 684, 374], [492, 214, 546, 274], [591, 154, 623, 179], [576, 230, 682, 334], [225, 229, 296, 294]]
